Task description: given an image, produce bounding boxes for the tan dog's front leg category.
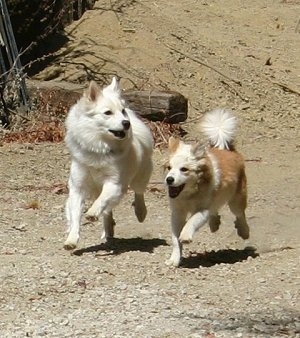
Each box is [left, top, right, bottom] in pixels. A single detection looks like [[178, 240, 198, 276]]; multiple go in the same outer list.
[[166, 209, 187, 267], [101, 211, 116, 240], [179, 210, 209, 243]]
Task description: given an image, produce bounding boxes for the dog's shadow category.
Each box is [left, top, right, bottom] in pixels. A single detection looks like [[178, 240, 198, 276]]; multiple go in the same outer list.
[[181, 246, 259, 268], [72, 237, 168, 256]]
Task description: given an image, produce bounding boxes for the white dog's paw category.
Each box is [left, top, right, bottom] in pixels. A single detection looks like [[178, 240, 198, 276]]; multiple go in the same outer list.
[[179, 227, 194, 243], [165, 256, 181, 267], [133, 194, 147, 223], [63, 242, 77, 250], [64, 237, 78, 250]]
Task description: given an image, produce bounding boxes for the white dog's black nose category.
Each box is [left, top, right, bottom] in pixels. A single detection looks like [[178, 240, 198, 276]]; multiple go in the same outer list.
[[122, 120, 130, 130], [166, 176, 174, 185]]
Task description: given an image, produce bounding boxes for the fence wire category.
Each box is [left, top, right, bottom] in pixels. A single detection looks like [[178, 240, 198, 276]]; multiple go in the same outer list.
[[0, 0, 29, 116]]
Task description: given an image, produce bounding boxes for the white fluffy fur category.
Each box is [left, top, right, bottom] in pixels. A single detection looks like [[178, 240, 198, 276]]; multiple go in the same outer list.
[[64, 77, 153, 250], [201, 108, 237, 150]]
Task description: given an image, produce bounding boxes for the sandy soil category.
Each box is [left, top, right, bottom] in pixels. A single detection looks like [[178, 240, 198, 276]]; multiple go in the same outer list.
[[1, 0, 300, 337]]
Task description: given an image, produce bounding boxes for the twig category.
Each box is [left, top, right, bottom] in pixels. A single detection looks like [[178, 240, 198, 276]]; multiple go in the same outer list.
[[220, 80, 247, 101], [181, 115, 201, 125], [122, 28, 136, 33], [153, 122, 168, 144], [295, 18, 300, 33], [7, 108, 31, 122], [245, 157, 262, 162], [164, 43, 242, 86], [271, 81, 300, 96]]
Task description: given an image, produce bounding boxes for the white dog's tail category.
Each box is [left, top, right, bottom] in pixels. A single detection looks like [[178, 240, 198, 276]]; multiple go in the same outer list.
[[200, 108, 237, 150]]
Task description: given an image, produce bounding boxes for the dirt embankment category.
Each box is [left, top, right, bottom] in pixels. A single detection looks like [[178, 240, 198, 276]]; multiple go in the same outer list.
[[0, 1, 299, 337]]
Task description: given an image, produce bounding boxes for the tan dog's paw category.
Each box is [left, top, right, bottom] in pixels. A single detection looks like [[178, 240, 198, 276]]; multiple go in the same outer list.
[[86, 207, 99, 220], [236, 225, 250, 240], [179, 228, 194, 243], [85, 214, 98, 222], [209, 214, 221, 233], [234, 219, 250, 240]]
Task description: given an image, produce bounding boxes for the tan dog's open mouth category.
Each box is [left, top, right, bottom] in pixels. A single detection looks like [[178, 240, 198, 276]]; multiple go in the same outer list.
[[168, 184, 185, 198]]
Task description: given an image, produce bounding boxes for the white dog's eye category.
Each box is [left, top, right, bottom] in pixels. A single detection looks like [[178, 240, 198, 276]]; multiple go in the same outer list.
[[167, 165, 171, 171], [104, 110, 112, 116], [122, 109, 127, 116], [180, 167, 189, 172]]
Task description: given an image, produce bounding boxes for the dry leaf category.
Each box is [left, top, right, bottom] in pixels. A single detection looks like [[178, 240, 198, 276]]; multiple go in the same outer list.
[[23, 200, 40, 210]]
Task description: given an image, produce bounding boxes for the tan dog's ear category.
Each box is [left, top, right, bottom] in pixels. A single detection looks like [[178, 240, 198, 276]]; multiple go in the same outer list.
[[161, 160, 169, 173], [168, 137, 180, 153], [85, 81, 100, 102], [191, 142, 206, 159]]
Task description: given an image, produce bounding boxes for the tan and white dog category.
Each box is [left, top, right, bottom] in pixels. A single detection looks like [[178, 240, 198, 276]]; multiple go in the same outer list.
[[165, 108, 249, 267], [64, 77, 153, 250]]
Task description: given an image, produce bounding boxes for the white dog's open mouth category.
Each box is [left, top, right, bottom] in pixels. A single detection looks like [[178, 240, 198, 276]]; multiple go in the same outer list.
[[168, 184, 185, 198], [109, 130, 126, 139]]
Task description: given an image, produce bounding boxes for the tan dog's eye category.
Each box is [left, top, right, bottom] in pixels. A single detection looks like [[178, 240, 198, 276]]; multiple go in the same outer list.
[[180, 167, 189, 172]]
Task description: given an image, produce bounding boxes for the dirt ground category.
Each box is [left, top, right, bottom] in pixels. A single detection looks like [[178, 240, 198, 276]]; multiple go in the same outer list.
[[1, 0, 300, 337]]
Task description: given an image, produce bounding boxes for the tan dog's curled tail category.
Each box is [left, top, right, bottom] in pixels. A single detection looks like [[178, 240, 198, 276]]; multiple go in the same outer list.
[[201, 108, 237, 150]]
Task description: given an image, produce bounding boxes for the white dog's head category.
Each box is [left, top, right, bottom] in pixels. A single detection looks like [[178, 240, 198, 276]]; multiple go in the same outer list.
[[71, 77, 132, 143], [165, 137, 211, 199]]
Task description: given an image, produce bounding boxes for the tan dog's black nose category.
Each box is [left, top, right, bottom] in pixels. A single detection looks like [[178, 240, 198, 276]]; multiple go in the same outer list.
[[166, 176, 174, 185]]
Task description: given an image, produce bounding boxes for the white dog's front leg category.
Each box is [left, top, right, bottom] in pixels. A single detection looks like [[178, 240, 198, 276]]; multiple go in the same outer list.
[[165, 209, 186, 267], [133, 193, 147, 222], [64, 189, 84, 250], [179, 210, 209, 243], [86, 182, 123, 219]]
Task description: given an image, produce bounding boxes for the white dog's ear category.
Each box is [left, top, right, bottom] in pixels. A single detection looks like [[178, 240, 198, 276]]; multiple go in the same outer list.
[[192, 142, 206, 159], [168, 136, 180, 153], [85, 81, 100, 102], [111, 76, 120, 91], [103, 76, 121, 95]]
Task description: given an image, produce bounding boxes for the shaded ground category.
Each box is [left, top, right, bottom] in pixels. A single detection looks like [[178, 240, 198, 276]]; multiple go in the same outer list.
[[0, 0, 299, 337]]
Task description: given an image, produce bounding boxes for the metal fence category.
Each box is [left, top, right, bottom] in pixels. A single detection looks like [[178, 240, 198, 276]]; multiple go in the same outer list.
[[0, 0, 29, 116]]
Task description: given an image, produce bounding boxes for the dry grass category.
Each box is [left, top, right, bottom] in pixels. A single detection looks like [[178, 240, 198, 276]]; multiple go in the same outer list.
[[0, 88, 186, 147]]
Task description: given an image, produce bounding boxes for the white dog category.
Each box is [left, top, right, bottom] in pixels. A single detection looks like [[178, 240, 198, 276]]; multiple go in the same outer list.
[[165, 109, 249, 267], [64, 77, 154, 250]]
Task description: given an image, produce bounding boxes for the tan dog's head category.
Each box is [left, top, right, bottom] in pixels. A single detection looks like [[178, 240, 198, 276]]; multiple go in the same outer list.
[[165, 137, 211, 198]]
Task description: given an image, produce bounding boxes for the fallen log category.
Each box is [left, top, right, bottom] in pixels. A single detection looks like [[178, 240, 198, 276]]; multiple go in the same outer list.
[[27, 80, 188, 123], [123, 90, 188, 123]]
